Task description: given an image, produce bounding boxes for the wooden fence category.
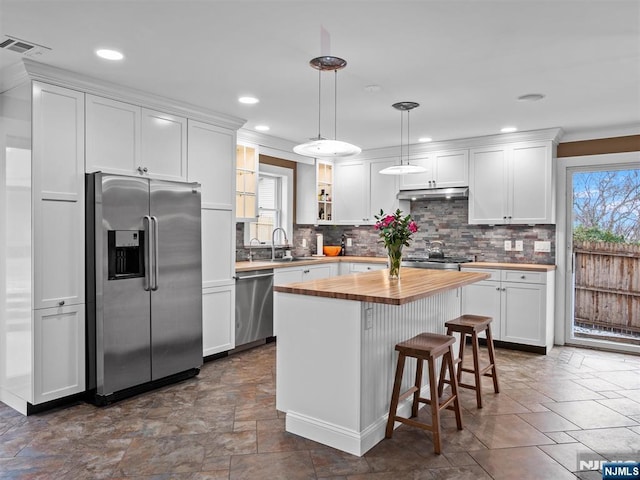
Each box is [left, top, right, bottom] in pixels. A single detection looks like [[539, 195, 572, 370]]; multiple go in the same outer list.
[[573, 241, 640, 337]]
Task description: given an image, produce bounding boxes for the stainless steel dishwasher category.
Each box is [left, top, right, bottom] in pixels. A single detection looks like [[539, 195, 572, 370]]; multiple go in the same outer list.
[[234, 269, 274, 346]]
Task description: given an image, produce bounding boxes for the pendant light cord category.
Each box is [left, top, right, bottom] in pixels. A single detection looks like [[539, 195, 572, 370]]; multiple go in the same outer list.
[[317, 68, 322, 140], [334, 69, 338, 140], [399, 109, 404, 166]]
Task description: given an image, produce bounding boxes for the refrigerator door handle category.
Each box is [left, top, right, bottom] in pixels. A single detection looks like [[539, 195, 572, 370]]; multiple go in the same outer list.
[[143, 215, 152, 291], [151, 215, 159, 291]]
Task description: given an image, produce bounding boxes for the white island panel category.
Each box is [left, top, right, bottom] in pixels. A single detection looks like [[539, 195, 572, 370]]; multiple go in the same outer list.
[[275, 287, 461, 456]]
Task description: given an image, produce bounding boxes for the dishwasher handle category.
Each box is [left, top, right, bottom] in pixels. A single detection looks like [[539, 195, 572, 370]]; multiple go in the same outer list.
[[234, 273, 275, 281]]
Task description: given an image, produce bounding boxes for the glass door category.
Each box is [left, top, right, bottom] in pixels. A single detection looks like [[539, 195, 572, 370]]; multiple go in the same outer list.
[[566, 165, 640, 353]]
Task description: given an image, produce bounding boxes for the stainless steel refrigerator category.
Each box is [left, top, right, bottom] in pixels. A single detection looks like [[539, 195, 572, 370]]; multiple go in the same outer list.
[[86, 172, 203, 404]]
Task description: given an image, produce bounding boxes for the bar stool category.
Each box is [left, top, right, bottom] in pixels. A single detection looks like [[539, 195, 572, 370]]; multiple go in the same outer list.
[[438, 314, 499, 409], [385, 332, 463, 454]]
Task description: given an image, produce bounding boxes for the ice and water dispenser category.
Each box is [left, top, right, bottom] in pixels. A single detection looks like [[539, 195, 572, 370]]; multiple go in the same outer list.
[[107, 230, 145, 280]]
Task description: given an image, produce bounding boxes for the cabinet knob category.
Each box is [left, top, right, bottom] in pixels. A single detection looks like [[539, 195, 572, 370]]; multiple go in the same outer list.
[[303, 269, 310, 274], [137, 166, 144, 174], [143, 167, 148, 173], [521, 275, 526, 279], [502, 288, 507, 291], [58, 300, 65, 306], [496, 287, 501, 291]]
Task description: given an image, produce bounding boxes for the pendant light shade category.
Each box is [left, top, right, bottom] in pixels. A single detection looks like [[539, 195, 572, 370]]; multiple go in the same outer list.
[[293, 56, 361, 158], [379, 101, 427, 175]]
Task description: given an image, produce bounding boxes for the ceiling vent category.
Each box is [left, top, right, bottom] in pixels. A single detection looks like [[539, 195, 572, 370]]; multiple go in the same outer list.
[[0, 35, 51, 57]]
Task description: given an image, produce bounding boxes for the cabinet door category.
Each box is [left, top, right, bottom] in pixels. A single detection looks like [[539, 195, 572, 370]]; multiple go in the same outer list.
[[201, 209, 234, 288], [369, 159, 399, 220], [502, 282, 546, 346], [334, 161, 367, 224], [304, 265, 333, 281], [86, 94, 140, 175], [433, 150, 468, 188], [296, 162, 317, 224], [187, 120, 235, 210], [509, 142, 554, 224], [32, 83, 85, 309], [274, 267, 304, 286], [202, 285, 234, 356], [468, 146, 507, 224], [141, 108, 187, 181], [33, 305, 85, 404], [398, 156, 433, 190], [461, 281, 502, 340]]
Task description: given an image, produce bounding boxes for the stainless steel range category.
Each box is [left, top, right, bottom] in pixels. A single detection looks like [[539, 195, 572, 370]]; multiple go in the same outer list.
[[401, 256, 473, 271]]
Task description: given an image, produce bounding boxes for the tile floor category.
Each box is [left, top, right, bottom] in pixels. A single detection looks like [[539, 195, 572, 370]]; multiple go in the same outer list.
[[1, 342, 639, 479]]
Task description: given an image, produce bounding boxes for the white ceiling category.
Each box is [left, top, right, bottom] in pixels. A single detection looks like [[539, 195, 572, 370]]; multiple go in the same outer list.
[[1, 0, 639, 151]]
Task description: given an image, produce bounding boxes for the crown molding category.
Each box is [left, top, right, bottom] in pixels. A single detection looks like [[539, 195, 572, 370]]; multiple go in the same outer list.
[[0, 61, 29, 93], [342, 127, 565, 162], [20, 59, 246, 130]]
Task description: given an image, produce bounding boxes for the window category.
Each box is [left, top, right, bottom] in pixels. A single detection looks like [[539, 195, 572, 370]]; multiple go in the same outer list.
[[245, 164, 293, 245]]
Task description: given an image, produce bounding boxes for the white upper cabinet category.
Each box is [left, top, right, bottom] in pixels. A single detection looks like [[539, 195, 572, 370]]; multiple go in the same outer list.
[[86, 95, 140, 175], [399, 150, 468, 190], [334, 161, 367, 224], [32, 82, 85, 309], [187, 120, 235, 210], [140, 108, 187, 181], [86, 95, 187, 181], [469, 141, 554, 224], [333, 158, 398, 225]]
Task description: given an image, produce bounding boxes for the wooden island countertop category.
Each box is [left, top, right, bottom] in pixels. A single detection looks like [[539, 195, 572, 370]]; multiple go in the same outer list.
[[273, 267, 490, 305]]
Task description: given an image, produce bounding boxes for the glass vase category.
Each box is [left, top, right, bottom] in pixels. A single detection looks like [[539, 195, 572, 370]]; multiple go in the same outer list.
[[387, 244, 403, 280]]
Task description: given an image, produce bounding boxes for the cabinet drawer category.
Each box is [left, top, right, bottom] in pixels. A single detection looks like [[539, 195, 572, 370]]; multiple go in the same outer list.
[[461, 267, 500, 281], [501, 270, 545, 284], [350, 263, 386, 273]]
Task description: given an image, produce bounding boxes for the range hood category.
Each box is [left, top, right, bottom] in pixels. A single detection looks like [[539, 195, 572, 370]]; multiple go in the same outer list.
[[397, 187, 469, 201]]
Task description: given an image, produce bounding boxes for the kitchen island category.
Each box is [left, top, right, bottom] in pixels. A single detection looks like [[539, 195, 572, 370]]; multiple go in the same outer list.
[[273, 267, 490, 456]]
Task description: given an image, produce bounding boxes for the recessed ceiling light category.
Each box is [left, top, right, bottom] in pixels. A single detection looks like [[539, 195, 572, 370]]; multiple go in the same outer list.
[[517, 93, 545, 102], [239, 96, 259, 104], [418, 137, 433, 143], [254, 125, 270, 132], [364, 84, 382, 93], [96, 49, 124, 61], [501, 126, 518, 133]]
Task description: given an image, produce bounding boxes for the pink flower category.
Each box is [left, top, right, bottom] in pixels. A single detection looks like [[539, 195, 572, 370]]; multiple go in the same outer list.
[[408, 221, 418, 233], [383, 215, 394, 227]]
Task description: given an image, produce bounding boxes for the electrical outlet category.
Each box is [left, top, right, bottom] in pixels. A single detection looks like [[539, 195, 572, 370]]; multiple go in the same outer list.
[[365, 308, 373, 330], [346, 238, 353, 247], [514, 240, 523, 252], [504, 240, 512, 251], [534, 241, 551, 253], [302, 238, 308, 248]]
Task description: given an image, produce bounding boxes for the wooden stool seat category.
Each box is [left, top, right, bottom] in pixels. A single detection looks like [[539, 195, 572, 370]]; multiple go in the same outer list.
[[385, 332, 463, 454], [438, 314, 499, 409]]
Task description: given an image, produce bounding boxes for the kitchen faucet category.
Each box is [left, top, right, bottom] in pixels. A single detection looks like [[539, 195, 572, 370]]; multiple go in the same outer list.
[[248, 237, 261, 262], [271, 227, 289, 261]]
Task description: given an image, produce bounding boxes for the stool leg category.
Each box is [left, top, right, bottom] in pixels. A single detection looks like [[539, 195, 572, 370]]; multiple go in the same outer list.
[[456, 332, 466, 385], [437, 327, 452, 398], [427, 357, 442, 454], [386, 353, 406, 438], [471, 331, 483, 409], [486, 325, 500, 394], [412, 358, 424, 417], [446, 345, 463, 430]]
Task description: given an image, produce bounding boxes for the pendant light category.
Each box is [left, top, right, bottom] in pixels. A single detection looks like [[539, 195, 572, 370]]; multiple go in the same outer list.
[[379, 101, 427, 175], [293, 56, 361, 158]]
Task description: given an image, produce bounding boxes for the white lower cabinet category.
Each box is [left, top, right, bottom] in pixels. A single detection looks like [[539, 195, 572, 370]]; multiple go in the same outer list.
[[274, 264, 336, 286], [202, 285, 234, 356], [33, 305, 85, 404], [339, 262, 387, 275], [461, 267, 554, 352]]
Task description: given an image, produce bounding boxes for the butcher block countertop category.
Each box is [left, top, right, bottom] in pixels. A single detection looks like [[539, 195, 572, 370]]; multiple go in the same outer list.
[[273, 267, 490, 306], [236, 256, 387, 272], [462, 262, 556, 272]]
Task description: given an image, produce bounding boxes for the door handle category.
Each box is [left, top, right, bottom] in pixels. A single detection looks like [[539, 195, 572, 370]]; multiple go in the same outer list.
[[143, 215, 152, 291], [151, 216, 159, 291]]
